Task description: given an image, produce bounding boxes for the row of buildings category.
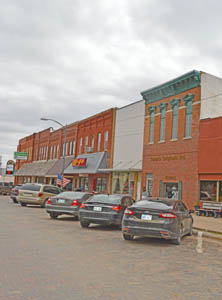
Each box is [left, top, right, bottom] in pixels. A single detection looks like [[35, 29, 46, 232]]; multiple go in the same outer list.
[[14, 70, 222, 208]]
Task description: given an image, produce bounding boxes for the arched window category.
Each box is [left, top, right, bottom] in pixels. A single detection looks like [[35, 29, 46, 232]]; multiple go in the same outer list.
[[104, 131, 108, 151], [97, 133, 101, 152]]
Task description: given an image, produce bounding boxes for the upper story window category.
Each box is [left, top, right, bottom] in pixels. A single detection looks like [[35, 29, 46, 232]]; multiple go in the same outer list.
[[62, 143, 66, 156], [104, 131, 108, 151], [84, 136, 88, 153], [148, 106, 156, 143], [91, 135, 95, 151], [50, 146, 53, 159], [79, 138, 83, 154], [56, 144, 59, 158], [69, 141, 73, 156], [184, 94, 194, 138], [53, 145, 56, 159], [97, 133, 102, 152], [72, 140, 76, 156], [170, 99, 181, 140], [159, 103, 168, 142]]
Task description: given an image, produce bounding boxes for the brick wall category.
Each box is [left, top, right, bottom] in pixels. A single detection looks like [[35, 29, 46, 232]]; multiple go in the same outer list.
[[142, 86, 201, 208]]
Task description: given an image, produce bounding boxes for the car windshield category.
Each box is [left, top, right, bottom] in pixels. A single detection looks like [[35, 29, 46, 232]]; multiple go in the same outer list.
[[21, 184, 41, 192], [135, 199, 176, 210], [56, 192, 86, 199], [87, 194, 122, 204]]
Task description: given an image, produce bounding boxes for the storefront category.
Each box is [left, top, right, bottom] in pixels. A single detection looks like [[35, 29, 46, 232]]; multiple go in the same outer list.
[[64, 152, 109, 193]]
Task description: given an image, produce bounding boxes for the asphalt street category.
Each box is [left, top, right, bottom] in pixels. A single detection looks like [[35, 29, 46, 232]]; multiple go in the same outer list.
[[0, 196, 222, 300]]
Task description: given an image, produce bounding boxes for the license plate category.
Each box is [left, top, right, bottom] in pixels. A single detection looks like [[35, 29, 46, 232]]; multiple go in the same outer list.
[[93, 206, 102, 211], [57, 199, 65, 204], [141, 214, 152, 220]]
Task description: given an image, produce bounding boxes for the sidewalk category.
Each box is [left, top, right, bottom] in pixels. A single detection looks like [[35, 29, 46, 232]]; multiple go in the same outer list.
[[192, 214, 222, 241]]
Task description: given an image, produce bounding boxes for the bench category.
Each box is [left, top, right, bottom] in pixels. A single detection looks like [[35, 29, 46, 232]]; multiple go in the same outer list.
[[197, 202, 222, 218]]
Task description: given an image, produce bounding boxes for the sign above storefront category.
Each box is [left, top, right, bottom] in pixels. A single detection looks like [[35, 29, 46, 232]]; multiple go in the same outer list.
[[14, 152, 28, 160], [150, 155, 186, 162], [72, 158, 87, 167]]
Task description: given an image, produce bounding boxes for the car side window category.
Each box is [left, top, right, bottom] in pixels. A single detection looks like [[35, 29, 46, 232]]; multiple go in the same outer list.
[[181, 202, 188, 212], [178, 202, 186, 212]]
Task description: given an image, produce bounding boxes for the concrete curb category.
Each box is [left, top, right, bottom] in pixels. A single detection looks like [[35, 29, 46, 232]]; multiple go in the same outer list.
[[193, 228, 222, 242]]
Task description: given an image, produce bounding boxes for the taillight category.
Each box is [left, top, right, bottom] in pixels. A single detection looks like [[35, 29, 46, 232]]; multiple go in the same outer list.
[[38, 192, 43, 197], [159, 213, 177, 219], [112, 205, 122, 211], [124, 208, 135, 215], [80, 203, 86, 208], [47, 198, 51, 205], [72, 200, 79, 206]]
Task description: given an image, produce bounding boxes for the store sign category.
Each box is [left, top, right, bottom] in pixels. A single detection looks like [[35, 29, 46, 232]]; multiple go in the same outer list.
[[72, 158, 87, 167], [6, 160, 15, 174], [14, 152, 28, 160], [150, 155, 186, 162]]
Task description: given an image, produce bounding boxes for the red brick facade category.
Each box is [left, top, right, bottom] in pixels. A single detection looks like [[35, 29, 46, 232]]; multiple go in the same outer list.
[[141, 74, 201, 209]]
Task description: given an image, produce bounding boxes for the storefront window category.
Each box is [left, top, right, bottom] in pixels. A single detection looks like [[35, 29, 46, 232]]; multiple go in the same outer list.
[[146, 174, 153, 197], [80, 177, 88, 191], [112, 173, 134, 195], [219, 182, 222, 202], [95, 178, 107, 193], [164, 182, 178, 199], [200, 181, 217, 201]]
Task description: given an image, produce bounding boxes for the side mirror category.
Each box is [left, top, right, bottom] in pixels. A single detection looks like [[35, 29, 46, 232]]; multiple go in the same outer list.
[[189, 209, 194, 214]]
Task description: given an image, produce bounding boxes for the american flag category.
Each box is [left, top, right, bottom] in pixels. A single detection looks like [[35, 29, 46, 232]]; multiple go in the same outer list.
[[56, 174, 71, 188]]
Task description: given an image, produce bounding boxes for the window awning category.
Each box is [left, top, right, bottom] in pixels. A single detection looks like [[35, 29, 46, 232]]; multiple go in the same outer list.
[[14, 160, 58, 177], [64, 152, 107, 174]]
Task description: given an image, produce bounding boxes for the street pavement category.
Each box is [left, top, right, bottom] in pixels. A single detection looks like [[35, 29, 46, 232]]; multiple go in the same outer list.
[[0, 196, 222, 300]]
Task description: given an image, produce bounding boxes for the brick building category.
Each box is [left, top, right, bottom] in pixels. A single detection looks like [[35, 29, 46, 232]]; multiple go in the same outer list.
[[64, 108, 116, 193], [141, 71, 201, 208]]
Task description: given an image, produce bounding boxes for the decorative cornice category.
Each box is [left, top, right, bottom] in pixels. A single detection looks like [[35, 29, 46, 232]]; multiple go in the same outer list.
[[148, 105, 156, 115], [141, 70, 200, 104], [170, 98, 181, 109], [183, 93, 194, 106], [158, 102, 168, 112]]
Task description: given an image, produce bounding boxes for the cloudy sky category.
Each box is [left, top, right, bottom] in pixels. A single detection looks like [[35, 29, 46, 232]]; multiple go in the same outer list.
[[0, 0, 222, 167]]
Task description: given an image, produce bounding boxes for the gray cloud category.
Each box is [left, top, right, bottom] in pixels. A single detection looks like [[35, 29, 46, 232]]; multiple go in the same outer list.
[[0, 0, 222, 166]]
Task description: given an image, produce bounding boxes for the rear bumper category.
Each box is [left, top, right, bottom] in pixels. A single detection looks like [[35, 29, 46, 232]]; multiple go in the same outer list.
[[122, 220, 178, 239], [79, 211, 121, 225], [46, 205, 79, 216]]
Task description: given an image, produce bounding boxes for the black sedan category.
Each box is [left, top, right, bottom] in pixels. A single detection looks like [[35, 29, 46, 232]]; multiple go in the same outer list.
[[46, 191, 92, 219], [122, 198, 193, 245], [79, 194, 134, 228]]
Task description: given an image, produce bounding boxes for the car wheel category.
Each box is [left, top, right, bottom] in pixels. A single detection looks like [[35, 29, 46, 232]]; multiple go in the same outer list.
[[20, 202, 27, 207], [80, 220, 90, 228], [171, 228, 182, 245], [41, 199, 48, 208], [123, 233, 134, 241], [187, 224, 193, 236], [49, 212, 58, 219]]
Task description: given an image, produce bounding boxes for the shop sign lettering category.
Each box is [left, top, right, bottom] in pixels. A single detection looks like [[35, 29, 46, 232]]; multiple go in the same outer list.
[[150, 155, 186, 162], [72, 158, 87, 167]]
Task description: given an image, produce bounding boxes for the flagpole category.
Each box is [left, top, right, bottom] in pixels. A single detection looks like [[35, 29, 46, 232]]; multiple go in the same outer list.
[[40, 117, 67, 191]]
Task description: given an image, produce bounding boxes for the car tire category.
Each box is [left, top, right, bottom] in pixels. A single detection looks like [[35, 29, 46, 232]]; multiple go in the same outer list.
[[41, 199, 48, 208], [187, 224, 193, 236], [80, 221, 90, 228], [20, 202, 27, 207], [123, 233, 134, 241], [171, 228, 182, 245], [49, 212, 58, 219]]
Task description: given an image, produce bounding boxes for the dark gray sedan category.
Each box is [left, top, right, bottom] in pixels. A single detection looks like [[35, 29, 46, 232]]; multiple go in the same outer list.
[[79, 194, 134, 228], [46, 191, 92, 219], [122, 198, 193, 245]]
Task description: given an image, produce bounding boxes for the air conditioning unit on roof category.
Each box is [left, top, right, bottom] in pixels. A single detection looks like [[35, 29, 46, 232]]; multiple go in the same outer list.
[[86, 146, 93, 153]]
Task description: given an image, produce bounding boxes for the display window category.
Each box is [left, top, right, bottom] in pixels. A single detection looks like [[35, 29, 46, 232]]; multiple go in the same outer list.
[[200, 181, 217, 202], [164, 182, 178, 200], [80, 177, 88, 191], [95, 178, 107, 193], [112, 172, 135, 195]]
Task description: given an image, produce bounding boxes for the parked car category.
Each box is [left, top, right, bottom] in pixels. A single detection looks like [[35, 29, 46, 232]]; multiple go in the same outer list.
[[122, 198, 193, 245], [46, 191, 92, 219], [17, 183, 61, 207], [0, 182, 14, 195], [10, 184, 23, 203], [79, 194, 134, 228]]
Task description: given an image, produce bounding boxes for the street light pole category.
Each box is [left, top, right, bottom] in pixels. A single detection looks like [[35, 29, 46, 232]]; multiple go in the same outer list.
[[40, 117, 67, 190]]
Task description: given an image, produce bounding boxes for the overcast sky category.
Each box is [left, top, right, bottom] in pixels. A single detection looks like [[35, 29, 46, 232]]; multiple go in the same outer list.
[[0, 0, 222, 167]]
